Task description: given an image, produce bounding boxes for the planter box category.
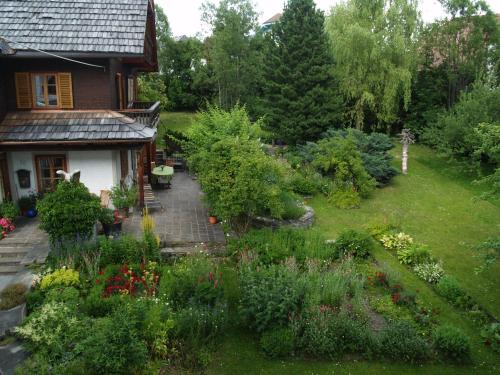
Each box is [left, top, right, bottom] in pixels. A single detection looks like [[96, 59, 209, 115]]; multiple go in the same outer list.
[[0, 303, 26, 337]]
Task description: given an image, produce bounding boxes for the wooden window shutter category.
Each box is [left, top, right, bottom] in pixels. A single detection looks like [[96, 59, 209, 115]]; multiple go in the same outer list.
[[15, 72, 32, 109], [57, 73, 74, 109]]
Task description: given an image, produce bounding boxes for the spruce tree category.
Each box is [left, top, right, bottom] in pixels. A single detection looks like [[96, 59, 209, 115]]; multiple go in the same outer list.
[[261, 0, 342, 144]]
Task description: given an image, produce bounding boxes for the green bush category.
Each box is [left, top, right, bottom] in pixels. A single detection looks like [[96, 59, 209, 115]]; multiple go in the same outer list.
[[433, 325, 471, 363], [229, 228, 336, 265], [413, 262, 445, 284], [260, 327, 295, 358], [436, 276, 466, 305], [0, 283, 27, 310], [397, 243, 432, 265], [380, 320, 431, 363], [0, 201, 19, 221], [291, 308, 377, 359], [280, 191, 306, 220], [481, 323, 500, 353], [98, 235, 142, 267], [82, 285, 124, 317], [334, 229, 374, 258], [289, 171, 318, 196], [109, 184, 138, 210], [44, 286, 80, 306], [240, 264, 304, 332], [76, 307, 148, 374], [37, 182, 101, 245], [40, 268, 79, 291]]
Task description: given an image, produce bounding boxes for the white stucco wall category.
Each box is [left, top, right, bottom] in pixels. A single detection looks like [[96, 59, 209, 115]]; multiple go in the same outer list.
[[8, 151, 37, 200], [68, 150, 119, 196]]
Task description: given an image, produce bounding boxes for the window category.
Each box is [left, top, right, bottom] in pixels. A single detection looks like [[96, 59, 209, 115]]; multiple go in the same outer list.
[[35, 155, 67, 193], [15, 72, 73, 109], [33, 74, 58, 107]]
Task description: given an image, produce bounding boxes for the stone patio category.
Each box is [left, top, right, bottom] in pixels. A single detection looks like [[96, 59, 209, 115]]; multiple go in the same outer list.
[[123, 172, 226, 247]]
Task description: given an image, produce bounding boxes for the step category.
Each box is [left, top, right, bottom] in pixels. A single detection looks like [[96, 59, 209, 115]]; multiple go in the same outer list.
[[0, 264, 23, 274], [0, 247, 29, 258], [0, 257, 23, 265]]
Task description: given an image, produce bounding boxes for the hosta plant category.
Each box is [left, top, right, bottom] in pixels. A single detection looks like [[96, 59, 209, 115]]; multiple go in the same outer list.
[[397, 243, 432, 265], [413, 262, 445, 283], [380, 232, 413, 251]]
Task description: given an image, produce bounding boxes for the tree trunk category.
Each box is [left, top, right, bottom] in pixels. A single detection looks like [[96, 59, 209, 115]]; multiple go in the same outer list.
[[402, 142, 409, 175]]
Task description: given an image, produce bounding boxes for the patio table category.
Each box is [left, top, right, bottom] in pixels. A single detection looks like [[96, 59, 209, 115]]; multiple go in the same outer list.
[[152, 165, 174, 187]]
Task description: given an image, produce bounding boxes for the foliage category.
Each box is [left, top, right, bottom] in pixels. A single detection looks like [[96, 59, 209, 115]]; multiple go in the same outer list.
[[380, 232, 414, 251], [432, 324, 471, 363], [481, 322, 500, 353], [323, 129, 398, 186], [396, 243, 432, 265], [379, 320, 431, 363], [326, 0, 420, 131], [260, 327, 295, 358], [37, 182, 101, 245], [15, 302, 90, 364], [76, 307, 148, 374], [239, 264, 304, 332], [187, 106, 297, 232], [98, 207, 114, 225], [159, 254, 224, 309], [110, 184, 138, 210], [137, 72, 169, 110], [202, 0, 262, 112], [44, 286, 80, 306], [288, 169, 321, 196], [413, 262, 445, 283], [97, 263, 159, 298], [435, 275, 466, 305], [0, 283, 27, 310], [40, 268, 80, 291], [370, 295, 408, 321], [313, 136, 376, 208], [333, 229, 374, 258], [229, 228, 336, 265], [475, 236, 500, 270], [0, 201, 19, 221], [260, 0, 343, 144], [291, 308, 377, 359], [97, 235, 143, 267]]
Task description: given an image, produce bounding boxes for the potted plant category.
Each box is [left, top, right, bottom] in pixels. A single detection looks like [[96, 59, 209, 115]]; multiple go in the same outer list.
[[98, 208, 115, 237], [0, 283, 28, 337], [208, 212, 218, 225], [17, 193, 38, 218], [110, 185, 138, 217], [112, 209, 124, 236]]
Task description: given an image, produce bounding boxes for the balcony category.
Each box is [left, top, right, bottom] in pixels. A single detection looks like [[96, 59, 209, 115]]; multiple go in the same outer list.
[[118, 101, 160, 128]]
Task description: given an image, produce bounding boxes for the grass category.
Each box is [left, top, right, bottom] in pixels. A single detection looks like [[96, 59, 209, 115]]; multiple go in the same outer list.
[[156, 111, 197, 147], [206, 143, 500, 375]]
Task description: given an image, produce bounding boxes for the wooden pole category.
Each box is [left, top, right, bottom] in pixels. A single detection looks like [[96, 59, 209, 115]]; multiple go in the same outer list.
[[137, 150, 145, 207]]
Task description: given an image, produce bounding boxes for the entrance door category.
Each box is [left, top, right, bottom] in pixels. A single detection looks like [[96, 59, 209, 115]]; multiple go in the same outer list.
[[0, 153, 11, 201], [35, 155, 67, 192]]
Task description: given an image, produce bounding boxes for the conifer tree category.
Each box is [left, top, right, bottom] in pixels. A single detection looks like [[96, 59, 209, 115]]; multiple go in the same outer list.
[[261, 0, 343, 144]]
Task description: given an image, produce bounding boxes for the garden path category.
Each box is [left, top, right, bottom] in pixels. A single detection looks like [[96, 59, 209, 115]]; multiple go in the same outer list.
[[123, 172, 226, 250]]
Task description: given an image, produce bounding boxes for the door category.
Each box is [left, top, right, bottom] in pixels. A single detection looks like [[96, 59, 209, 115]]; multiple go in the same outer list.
[[0, 153, 11, 201], [35, 155, 67, 193]]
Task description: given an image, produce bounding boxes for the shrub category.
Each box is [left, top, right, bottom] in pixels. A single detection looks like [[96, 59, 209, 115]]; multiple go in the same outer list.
[[98, 263, 159, 298], [370, 295, 409, 321], [280, 191, 306, 220], [313, 136, 376, 208], [380, 232, 413, 251], [288, 169, 319, 196], [433, 325, 471, 363], [240, 264, 304, 332], [380, 320, 431, 363], [109, 184, 138, 210], [82, 285, 123, 317], [0, 201, 19, 221], [481, 323, 500, 353], [436, 276, 466, 305], [98, 235, 143, 267], [291, 308, 377, 358], [413, 262, 445, 283], [76, 307, 148, 374], [44, 286, 80, 306], [0, 283, 27, 310], [397, 243, 432, 265], [260, 327, 295, 358], [37, 182, 101, 245], [40, 268, 79, 291], [334, 229, 374, 258]]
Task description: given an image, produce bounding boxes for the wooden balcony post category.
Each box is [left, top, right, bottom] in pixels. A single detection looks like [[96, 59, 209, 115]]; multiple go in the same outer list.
[[137, 150, 145, 207]]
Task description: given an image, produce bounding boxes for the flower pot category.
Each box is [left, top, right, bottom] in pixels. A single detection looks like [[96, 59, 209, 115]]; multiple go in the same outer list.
[[112, 222, 122, 236], [102, 222, 113, 237], [26, 208, 37, 218], [0, 303, 26, 337], [208, 216, 218, 225]]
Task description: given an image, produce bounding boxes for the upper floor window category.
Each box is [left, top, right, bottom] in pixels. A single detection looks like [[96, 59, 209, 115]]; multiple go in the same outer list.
[[15, 72, 74, 110], [33, 74, 59, 108]]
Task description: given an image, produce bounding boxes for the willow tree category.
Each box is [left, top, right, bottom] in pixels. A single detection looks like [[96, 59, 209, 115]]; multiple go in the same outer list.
[[326, 0, 421, 132]]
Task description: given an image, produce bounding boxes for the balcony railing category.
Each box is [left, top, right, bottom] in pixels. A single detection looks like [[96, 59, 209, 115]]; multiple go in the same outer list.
[[118, 101, 160, 128]]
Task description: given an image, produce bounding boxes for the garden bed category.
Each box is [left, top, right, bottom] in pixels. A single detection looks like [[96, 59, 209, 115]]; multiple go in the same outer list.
[[252, 205, 314, 229]]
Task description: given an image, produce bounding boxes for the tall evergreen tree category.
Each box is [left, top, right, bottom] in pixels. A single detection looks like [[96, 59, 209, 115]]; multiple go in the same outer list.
[[261, 0, 343, 144]]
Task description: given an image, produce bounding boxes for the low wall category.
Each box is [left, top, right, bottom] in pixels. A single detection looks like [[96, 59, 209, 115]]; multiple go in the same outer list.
[[252, 205, 314, 230]]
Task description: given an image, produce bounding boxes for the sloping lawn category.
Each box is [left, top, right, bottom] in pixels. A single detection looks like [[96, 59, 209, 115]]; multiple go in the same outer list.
[[310, 144, 500, 319], [156, 111, 197, 147]]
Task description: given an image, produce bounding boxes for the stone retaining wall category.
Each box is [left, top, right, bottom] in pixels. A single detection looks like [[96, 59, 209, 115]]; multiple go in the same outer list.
[[252, 205, 314, 230]]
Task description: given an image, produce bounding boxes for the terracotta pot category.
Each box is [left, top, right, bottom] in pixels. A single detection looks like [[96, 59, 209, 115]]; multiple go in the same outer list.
[[208, 216, 218, 225]]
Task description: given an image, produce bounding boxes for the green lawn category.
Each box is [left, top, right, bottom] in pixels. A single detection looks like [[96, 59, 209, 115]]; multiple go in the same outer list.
[[156, 111, 197, 147], [207, 144, 500, 375]]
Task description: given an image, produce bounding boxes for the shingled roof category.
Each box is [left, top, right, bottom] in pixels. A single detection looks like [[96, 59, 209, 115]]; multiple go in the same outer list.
[[0, 0, 150, 54], [0, 111, 156, 144]]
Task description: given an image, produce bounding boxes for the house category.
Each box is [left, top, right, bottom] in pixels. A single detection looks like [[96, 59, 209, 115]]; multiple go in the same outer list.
[[0, 0, 160, 207], [261, 13, 282, 33]]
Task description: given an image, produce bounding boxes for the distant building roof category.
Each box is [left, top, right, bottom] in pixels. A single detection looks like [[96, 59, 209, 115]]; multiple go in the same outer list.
[[0, 111, 155, 145], [262, 13, 282, 25], [0, 0, 151, 55]]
